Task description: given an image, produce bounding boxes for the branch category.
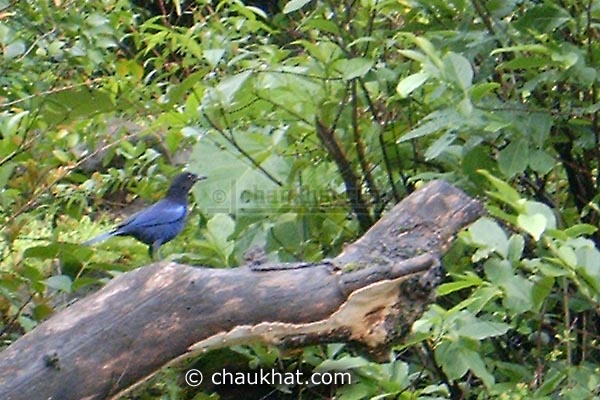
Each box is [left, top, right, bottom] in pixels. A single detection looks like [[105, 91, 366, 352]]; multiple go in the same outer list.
[[315, 117, 374, 232], [0, 180, 484, 400]]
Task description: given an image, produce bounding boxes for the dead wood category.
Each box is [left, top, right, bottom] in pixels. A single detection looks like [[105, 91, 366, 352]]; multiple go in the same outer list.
[[0, 180, 483, 400]]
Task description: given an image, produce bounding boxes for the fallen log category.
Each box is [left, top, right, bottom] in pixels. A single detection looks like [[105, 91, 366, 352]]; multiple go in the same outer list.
[[0, 180, 484, 399]]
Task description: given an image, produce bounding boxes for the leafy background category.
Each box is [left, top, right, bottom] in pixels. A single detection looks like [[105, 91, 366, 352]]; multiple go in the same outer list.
[[1, 0, 600, 398]]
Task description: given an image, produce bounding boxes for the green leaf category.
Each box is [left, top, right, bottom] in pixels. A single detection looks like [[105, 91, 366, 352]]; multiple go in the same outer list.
[[507, 234, 525, 262], [537, 260, 569, 277], [18, 316, 37, 332], [498, 138, 529, 178], [500, 56, 551, 70], [502, 275, 534, 314], [4, 40, 26, 60], [24, 244, 59, 259], [21, 265, 45, 283], [283, 0, 313, 13], [436, 342, 495, 387], [470, 82, 500, 101], [95, 36, 117, 49], [41, 88, 114, 125], [315, 356, 369, 372], [398, 109, 461, 142], [484, 258, 513, 285], [296, 40, 342, 63], [557, 245, 577, 268], [437, 273, 483, 296], [425, 131, 455, 160], [301, 18, 340, 35], [514, 4, 572, 33], [48, 40, 65, 57], [466, 217, 509, 258], [576, 246, 600, 289], [266, 214, 303, 257], [491, 44, 550, 56], [517, 213, 547, 241], [396, 72, 429, 98], [336, 384, 371, 400], [463, 147, 496, 187], [334, 57, 374, 80], [529, 149, 555, 174], [413, 36, 443, 69], [478, 170, 523, 207], [168, 70, 206, 106], [535, 369, 567, 396], [53, 149, 71, 163], [464, 349, 495, 388], [0, 162, 16, 189], [528, 113, 553, 146], [524, 201, 556, 229], [457, 96, 473, 115], [397, 49, 426, 62], [564, 224, 598, 237], [554, 48, 579, 67], [205, 214, 235, 257], [435, 341, 469, 380], [5, 111, 30, 136], [215, 70, 252, 106], [204, 48, 225, 67], [86, 13, 109, 27], [44, 275, 72, 293], [457, 321, 511, 340], [444, 52, 473, 91], [532, 276, 554, 310], [464, 286, 501, 314]]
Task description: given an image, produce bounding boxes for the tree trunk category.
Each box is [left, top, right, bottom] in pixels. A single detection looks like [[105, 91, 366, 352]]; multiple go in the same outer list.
[[0, 180, 483, 400]]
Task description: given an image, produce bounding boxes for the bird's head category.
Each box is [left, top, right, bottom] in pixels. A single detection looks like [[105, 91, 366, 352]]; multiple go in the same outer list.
[[167, 172, 206, 198]]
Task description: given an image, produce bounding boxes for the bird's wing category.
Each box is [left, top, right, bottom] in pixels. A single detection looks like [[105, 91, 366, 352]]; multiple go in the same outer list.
[[115, 200, 186, 232]]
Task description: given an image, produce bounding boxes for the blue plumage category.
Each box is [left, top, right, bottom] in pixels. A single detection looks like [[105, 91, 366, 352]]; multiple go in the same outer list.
[[84, 172, 205, 258]]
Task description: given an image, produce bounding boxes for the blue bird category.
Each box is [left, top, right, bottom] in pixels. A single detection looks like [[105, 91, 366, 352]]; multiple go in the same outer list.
[[84, 172, 205, 258]]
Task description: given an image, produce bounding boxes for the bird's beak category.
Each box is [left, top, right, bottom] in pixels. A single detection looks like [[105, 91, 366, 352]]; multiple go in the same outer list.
[[195, 175, 207, 183]]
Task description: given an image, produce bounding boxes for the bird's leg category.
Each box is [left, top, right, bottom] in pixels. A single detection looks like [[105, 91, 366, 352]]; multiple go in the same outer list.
[[150, 241, 162, 261]]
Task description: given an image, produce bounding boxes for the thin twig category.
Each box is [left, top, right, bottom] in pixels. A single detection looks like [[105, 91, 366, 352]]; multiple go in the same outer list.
[[0, 293, 34, 340], [357, 78, 400, 201], [315, 118, 372, 232], [0, 130, 143, 233], [254, 93, 313, 126], [0, 78, 105, 108], [362, 0, 379, 57], [351, 80, 381, 215], [202, 111, 283, 187], [586, 0, 600, 185], [256, 69, 344, 82]]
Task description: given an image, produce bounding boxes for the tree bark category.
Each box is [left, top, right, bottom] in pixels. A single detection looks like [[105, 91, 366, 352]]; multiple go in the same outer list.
[[0, 180, 483, 400]]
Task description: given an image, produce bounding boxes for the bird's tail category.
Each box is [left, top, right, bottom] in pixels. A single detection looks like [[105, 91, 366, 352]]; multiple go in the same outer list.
[[83, 231, 115, 246]]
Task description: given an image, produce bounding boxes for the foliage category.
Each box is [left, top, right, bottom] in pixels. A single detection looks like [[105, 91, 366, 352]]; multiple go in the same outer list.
[[1, 0, 600, 398]]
